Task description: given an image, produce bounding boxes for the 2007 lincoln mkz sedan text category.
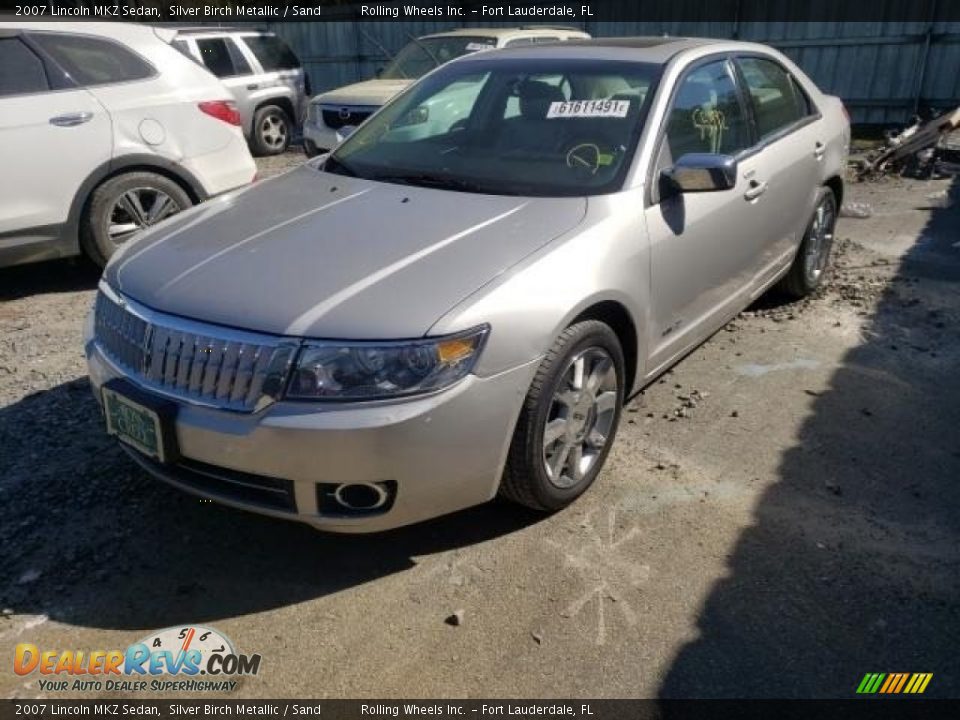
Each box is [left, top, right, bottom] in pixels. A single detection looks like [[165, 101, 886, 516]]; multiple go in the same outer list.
[[85, 37, 849, 532]]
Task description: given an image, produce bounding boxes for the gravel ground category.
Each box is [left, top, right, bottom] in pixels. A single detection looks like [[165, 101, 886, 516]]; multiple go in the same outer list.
[[1, 155, 958, 699]]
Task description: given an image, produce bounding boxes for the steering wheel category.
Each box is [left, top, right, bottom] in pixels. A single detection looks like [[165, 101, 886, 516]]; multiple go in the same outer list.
[[565, 141, 617, 175]]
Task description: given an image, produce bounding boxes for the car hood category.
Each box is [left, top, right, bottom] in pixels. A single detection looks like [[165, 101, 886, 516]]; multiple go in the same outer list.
[[313, 78, 413, 108], [106, 166, 586, 339]]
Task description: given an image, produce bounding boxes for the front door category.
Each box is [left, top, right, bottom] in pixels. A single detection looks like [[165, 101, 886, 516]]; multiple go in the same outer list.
[[643, 58, 764, 371]]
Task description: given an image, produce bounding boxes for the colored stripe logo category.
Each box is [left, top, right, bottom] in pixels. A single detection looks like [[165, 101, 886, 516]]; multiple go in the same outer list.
[[856, 672, 933, 694]]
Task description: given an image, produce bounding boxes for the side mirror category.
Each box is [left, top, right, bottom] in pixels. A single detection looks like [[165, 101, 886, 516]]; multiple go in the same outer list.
[[661, 153, 737, 195], [375, 66, 384, 78]]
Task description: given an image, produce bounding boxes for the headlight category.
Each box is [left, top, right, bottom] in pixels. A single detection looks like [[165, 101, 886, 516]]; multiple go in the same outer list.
[[286, 326, 488, 401]]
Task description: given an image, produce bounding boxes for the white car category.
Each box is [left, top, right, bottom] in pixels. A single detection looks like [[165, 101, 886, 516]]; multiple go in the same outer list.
[[0, 22, 257, 268], [302, 26, 590, 155]]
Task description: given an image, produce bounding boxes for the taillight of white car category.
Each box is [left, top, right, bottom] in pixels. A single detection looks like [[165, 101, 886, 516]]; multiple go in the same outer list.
[[198, 100, 242, 126]]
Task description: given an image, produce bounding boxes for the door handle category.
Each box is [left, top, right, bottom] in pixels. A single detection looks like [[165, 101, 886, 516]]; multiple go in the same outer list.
[[49, 111, 93, 127], [744, 180, 768, 201], [246, 84, 259, 90], [814, 141, 826, 160]]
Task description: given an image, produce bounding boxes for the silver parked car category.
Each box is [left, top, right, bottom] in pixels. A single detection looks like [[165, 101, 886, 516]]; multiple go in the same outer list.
[[85, 37, 849, 532], [170, 27, 308, 156]]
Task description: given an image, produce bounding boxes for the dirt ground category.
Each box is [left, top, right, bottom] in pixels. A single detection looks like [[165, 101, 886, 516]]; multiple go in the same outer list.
[[1, 152, 958, 699]]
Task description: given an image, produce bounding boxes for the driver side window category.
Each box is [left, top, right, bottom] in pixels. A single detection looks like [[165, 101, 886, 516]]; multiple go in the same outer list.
[[663, 60, 750, 162]]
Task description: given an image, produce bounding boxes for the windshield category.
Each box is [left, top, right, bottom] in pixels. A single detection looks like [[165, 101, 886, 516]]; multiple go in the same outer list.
[[380, 36, 497, 80], [327, 59, 660, 197]]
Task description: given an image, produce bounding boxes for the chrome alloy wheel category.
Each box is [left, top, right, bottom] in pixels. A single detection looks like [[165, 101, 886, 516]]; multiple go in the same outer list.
[[542, 346, 619, 489], [108, 188, 181, 244], [260, 114, 288, 151], [803, 196, 837, 284]]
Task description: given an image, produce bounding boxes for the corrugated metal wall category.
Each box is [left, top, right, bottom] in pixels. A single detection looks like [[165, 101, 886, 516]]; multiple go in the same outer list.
[[269, 16, 960, 125]]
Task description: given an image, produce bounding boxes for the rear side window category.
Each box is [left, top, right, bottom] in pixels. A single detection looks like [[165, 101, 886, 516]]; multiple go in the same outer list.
[[736, 56, 812, 139], [31, 33, 153, 86], [0, 37, 48, 96], [196, 38, 250, 78], [242, 35, 300, 71]]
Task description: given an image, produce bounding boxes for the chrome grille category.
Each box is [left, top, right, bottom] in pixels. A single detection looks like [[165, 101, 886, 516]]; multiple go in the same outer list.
[[321, 105, 375, 130], [94, 290, 297, 413]]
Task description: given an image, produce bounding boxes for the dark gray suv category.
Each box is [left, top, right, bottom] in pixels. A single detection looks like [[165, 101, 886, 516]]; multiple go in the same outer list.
[[171, 28, 308, 156]]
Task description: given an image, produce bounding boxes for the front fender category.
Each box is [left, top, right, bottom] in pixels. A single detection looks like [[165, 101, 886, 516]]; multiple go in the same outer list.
[[430, 190, 651, 392]]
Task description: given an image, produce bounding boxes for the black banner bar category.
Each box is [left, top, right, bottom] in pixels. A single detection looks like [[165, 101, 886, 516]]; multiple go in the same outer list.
[[2, 700, 960, 720], [2, 0, 960, 23]]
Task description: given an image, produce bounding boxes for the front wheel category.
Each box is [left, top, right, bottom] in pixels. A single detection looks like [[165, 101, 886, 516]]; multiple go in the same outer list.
[[500, 320, 625, 511], [778, 187, 838, 298]]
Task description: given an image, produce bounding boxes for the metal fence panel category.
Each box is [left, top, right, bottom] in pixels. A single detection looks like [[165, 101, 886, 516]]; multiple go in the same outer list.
[[269, 10, 960, 125]]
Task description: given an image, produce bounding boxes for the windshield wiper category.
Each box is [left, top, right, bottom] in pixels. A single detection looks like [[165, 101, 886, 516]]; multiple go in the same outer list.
[[371, 172, 486, 194]]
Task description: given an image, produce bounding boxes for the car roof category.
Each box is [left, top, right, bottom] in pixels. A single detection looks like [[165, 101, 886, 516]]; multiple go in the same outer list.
[[421, 27, 590, 40], [0, 20, 162, 42], [452, 36, 729, 65]]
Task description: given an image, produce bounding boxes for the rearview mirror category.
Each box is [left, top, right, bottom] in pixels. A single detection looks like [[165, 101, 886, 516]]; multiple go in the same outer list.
[[662, 153, 737, 194]]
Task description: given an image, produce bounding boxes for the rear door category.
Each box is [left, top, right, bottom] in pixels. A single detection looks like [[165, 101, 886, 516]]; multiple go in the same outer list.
[[0, 32, 111, 260], [733, 55, 823, 267]]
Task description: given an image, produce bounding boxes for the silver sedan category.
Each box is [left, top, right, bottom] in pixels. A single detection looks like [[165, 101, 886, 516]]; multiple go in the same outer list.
[[85, 37, 849, 532]]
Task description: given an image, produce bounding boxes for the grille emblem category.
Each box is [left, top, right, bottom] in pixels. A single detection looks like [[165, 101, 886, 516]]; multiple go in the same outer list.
[[339, 107, 352, 120]]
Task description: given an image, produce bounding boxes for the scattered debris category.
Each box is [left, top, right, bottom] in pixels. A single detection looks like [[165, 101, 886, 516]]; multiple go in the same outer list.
[[531, 630, 543, 645], [445, 609, 465, 627], [855, 107, 960, 179], [839, 201, 873, 219]]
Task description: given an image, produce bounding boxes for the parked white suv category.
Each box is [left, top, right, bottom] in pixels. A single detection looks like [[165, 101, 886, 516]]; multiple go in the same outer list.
[[302, 26, 590, 155], [0, 22, 257, 269]]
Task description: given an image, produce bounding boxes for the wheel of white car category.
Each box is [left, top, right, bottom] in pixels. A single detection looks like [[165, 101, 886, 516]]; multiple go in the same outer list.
[[81, 171, 193, 268], [500, 320, 625, 511], [252, 105, 291, 156]]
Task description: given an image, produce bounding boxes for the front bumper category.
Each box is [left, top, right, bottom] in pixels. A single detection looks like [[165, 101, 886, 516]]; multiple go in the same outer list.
[[86, 340, 538, 532], [302, 119, 342, 153]]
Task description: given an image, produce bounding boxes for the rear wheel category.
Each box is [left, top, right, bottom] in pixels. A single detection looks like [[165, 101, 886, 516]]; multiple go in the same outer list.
[[778, 187, 837, 298], [500, 320, 624, 511], [251, 105, 291, 156], [80, 172, 192, 267]]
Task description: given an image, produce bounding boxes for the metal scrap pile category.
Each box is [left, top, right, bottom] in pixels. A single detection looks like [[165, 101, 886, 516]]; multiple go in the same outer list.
[[855, 106, 960, 180]]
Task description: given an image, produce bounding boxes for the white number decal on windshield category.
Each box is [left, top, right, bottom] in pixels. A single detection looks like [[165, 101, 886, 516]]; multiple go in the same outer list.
[[546, 100, 631, 119]]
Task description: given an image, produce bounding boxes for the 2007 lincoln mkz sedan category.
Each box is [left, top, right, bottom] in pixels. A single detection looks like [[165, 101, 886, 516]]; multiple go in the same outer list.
[[85, 37, 849, 532]]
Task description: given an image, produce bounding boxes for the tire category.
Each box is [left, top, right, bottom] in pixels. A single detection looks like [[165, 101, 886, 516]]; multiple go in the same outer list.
[[777, 187, 838, 299], [251, 105, 291, 156], [80, 172, 193, 267], [500, 320, 625, 512]]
